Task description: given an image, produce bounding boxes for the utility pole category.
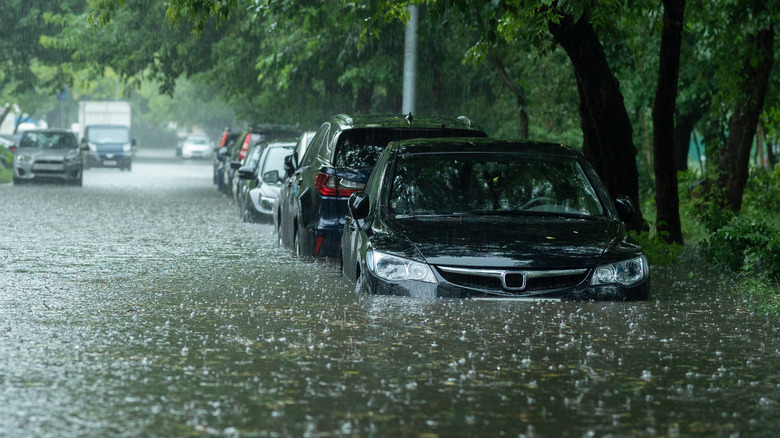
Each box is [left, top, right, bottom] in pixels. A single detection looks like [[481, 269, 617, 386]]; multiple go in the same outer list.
[[402, 5, 419, 115]]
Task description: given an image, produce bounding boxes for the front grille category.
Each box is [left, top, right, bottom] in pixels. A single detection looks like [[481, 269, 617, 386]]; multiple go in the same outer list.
[[33, 160, 65, 175], [436, 266, 589, 295]]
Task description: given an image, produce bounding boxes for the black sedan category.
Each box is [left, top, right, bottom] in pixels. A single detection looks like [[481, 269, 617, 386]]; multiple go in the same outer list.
[[341, 138, 650, 301]]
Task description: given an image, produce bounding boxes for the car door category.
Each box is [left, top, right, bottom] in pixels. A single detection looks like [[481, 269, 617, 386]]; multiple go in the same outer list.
[[281, 123, 329, 250]]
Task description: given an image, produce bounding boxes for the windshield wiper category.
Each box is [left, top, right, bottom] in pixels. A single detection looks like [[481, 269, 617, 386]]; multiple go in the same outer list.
[[451, 210, 602, 220]]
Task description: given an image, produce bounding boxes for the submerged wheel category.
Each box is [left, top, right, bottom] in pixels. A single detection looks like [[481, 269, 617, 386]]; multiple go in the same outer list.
[[354, 266, 367, 294], [294, 229, 302, 257]]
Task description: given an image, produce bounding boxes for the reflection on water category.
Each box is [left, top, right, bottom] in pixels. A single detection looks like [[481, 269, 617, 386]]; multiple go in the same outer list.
[[0, 154, 778, 437]]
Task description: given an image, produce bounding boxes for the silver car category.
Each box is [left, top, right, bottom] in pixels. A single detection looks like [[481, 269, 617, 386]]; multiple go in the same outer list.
[[13, 129, 86, 186]]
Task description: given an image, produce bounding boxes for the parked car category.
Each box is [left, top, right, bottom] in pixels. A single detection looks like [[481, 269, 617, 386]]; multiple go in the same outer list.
[[180, 134, 213, 159], [238, 139, 296, 222], [234, 139, 270, 210], [214, 129, 239, 185], [340, 138, 650, 301], [12, 129, 87, 186], [222, 125, 301, 198], [274, 114, 487, 258]]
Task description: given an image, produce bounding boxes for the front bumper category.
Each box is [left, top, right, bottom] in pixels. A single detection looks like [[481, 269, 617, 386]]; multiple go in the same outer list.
[[86, 152, 131, 168], [362, 268, 650, 301], [14, 160, 82, 181]]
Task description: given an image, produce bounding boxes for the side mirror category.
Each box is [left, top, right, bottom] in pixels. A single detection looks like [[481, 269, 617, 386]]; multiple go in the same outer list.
[[348, 192, 370, 220], [80, 144, 89, 152], [217, 147, 227, 162], [614, 196, 635, 224], [131, 138, 137, 147], [230, 160, 241, 170], [238, 166, 255, 180], [262, 170, 281, 184], [283, 153, 297, 177]]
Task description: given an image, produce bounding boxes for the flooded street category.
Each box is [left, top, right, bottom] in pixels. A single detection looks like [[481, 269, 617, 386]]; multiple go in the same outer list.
[[1, 151, 779, 437]]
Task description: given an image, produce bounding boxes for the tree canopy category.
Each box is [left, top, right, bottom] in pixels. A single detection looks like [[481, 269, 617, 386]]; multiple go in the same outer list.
[[6, 0, 780, 238]]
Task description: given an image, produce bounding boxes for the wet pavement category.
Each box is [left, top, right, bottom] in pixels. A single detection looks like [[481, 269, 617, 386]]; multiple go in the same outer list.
[[1, 149, 779, 437]]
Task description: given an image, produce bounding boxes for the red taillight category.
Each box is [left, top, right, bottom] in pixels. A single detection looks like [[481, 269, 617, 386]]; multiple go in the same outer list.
[[9, 146, 16, 153], [314, 173, 364, 197], [219, 131, 228, 147], [314, 236, 324, 256], [238, 135, 251, 161]]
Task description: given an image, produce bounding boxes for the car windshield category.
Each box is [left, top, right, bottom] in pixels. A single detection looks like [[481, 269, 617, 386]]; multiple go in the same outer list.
[[334, 128, 482, 169], [88, 127, 130, 144], [388, 152, 605, 218], [246, 144, 265, 166], [19, 132, 78, 149], [262, 146, 294, 177], [185, 137, 209, 145]]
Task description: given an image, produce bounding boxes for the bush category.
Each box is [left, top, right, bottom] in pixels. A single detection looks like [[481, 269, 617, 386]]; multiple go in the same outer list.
[[630, 228, 683, 266], [704, 215, 780, 280]]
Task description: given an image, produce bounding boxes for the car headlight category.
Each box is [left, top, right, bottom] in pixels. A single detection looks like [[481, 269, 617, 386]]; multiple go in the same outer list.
[[123, 143, 132, 152], [366, 250, 437, 283], [88, 143, 97, 152], [16, 154, 30, 162], [591, 255, 648, 286]]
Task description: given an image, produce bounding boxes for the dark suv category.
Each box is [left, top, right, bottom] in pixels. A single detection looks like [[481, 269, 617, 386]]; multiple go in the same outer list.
[[274, 114, 487, 258]]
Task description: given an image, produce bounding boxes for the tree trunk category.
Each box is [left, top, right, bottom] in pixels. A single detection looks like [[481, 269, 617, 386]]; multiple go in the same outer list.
[[652, 0, 686, 245], [356, 86, 372, 114], [548, 14, 645, 232], [489, 52, 530, 139], [0, 105, 13, 129], [715, 24, 774, 212]]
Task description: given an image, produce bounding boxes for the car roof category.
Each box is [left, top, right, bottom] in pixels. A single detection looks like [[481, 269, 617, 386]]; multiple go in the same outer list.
[[329, 114, 484, 133], [386, 137, 582, 158]]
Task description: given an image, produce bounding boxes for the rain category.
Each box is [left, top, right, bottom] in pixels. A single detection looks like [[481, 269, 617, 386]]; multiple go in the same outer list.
[[1, 153, 779, 436], [2, 1, 780, 437]]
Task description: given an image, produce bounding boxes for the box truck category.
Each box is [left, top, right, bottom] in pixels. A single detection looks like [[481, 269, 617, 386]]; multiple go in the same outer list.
[[78, 101, 135, 171]]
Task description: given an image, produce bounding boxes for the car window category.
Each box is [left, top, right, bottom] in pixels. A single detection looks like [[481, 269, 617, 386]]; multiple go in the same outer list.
[[262, 146, 294, 176], [300, 123, 329, 167], [20, 132, 77, 149], [247, 144, 265, 167], [387, 152, 605, 217]]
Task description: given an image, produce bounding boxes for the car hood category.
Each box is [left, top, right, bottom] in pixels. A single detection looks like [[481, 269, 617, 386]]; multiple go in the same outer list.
[[381, 216, 623, 269], [19, 148, 76, 160]]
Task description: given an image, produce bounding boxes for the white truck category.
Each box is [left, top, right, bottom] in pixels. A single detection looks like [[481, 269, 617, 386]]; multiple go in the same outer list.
[[78, 101, 135, 171]]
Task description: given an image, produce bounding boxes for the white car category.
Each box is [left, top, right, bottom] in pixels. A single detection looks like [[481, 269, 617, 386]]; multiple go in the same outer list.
[[180, 134, 213, 159]]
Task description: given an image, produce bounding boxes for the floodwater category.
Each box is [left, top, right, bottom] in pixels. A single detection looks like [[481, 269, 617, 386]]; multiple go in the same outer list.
[[1, 150, 778, 437]]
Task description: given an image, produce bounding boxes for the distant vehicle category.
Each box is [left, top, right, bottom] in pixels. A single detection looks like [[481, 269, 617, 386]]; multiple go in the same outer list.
[[179, 134, 213, 159], [221, 125, 302, 198], [275, 113, 487, 258], [341, 138, 650, 301], [238, 139, 296, 222], [214, 129, 239, 185], [12, 129, 87, 186], [78, 101, 135, 171]]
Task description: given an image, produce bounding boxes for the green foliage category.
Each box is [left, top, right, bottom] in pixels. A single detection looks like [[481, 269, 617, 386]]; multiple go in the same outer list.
[[704, 215, 780, 279], [735, 273, 780, 315], [629, 227, 683, 266], [741, 166, 780, 225], [0, 148, 12, 184]]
